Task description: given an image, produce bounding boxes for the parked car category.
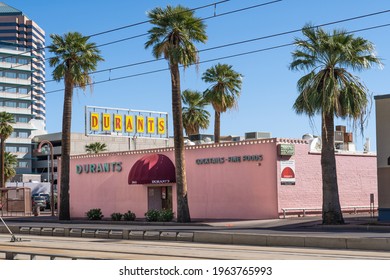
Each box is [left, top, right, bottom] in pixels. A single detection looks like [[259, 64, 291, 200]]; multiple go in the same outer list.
[[32, 195, 46, 211], [39, 193, 51, 209]]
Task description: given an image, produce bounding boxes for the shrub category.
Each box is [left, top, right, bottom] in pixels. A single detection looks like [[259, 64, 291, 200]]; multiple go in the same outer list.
[[111, 212, 123, 221], [145, 209, 160, 222], [158, 209, 174, 222], [144, 209, 175, 222], [86, 208, 103, 220], [123, 210, 136, 221]]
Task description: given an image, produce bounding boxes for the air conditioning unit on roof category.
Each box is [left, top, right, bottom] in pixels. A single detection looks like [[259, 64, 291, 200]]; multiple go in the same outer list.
[[334, 131, 344, 143], [245, 132, 271, 140]]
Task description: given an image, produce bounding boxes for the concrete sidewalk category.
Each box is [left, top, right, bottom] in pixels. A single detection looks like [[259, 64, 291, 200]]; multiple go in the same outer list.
[[1, 214, 390, 252]]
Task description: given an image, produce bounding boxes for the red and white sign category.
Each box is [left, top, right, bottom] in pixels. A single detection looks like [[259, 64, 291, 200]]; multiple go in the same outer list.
[[281, 160, 295, 185]]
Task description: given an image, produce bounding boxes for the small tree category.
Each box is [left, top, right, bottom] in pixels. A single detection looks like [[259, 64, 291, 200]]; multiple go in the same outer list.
[[182, 89, 210, 136], [0, 112, 14, 189], [202, 63, 243, 143], [4, 152, 17, 183], [85, 142, 108, 154]]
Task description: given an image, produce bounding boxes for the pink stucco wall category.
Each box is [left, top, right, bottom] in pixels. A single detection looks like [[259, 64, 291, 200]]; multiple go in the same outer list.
[[68, 150, 179, 219], [277, 141, 377, 212], [65, 138, 377, 220], [67, 140, 279, 220], [184, 140, 279, 219]]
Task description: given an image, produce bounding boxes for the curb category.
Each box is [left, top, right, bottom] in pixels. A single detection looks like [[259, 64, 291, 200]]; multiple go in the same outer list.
[[2, 225, 390, 252]]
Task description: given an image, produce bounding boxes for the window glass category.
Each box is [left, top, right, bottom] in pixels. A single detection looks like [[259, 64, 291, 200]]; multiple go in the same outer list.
[[17, 117, 29, 123], [18, 147, 28, 153], [18, 161, 28, 168], [5, 146, 17, 153], [18, 73, 28, 79], [18, 132, 28, 138], [5, 101, 16, 107], [19, 102, 28, 108]]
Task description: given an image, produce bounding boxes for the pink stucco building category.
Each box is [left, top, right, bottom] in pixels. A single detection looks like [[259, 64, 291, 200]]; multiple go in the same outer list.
[[65, 138, 377, 220]]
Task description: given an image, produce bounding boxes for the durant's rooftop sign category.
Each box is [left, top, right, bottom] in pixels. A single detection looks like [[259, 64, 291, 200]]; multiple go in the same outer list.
[[85, 106, 168, 139]]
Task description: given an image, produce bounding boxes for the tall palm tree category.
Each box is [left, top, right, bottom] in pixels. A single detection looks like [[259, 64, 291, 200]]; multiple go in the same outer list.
[[85, 142, 108, 154], [289, 25, 382, 225], [182, 89, 210, 136], [0, 112, 14, 189], [202, 63, 243, 143], [4, 152, 17, 183], [48, 32, 104, 220], [145, 5, 207, 222]]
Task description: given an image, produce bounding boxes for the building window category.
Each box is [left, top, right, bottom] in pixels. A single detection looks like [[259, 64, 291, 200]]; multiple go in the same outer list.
[[19, 102, 29, 108], [5, 146, 17, 153], [3, 86, 17, 93], [18, 73, 29, 80], [19, 88, 28, 94], [4, 71, 17, 79], [5, 101, 17, 107], [17, 117, 29, 123], [18, 161, 28, 168], [18, 58, 29, 64], [18, 147, 29, 153], [18, 132, 29, 138]]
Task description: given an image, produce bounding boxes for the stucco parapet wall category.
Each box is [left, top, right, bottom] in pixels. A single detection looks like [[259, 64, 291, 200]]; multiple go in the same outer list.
[[276, 138, 308, 145], [308, 150, 376, 157], [70, 138, 284, 159]]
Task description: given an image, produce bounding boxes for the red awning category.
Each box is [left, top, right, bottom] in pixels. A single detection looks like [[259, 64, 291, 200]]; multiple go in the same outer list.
[[128, 154, 176, 185]]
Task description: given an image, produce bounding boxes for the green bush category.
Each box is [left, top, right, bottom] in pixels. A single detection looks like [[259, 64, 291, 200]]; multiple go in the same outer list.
[[123, 210, 136, 221], [145, 209, 160, 222], [144, 209, 174, 222], [86, 208, 103, 220], [111, 212, 123, 221], [158, 209, 174, 222]]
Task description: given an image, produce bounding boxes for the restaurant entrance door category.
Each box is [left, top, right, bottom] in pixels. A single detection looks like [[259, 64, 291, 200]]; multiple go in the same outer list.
[[147, 186, 172, 210]]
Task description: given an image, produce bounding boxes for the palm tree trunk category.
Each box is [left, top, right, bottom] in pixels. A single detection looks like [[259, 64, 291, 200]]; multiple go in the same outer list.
[[214, 111, 221, 143], [59, 74, 73, 220], [170, 63, 191, 223], [321, 112, 344, 224], [0, 138, 5, 189]]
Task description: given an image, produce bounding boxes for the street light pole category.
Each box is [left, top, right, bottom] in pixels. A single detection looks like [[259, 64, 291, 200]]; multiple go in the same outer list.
[[37, 140, 55, 217]]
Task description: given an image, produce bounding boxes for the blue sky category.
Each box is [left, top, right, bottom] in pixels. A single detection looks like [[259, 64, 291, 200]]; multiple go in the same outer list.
[[6, 0, 390, 151]]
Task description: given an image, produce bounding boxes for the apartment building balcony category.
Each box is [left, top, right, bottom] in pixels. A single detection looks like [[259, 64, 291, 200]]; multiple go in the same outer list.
[[0, 92, 32, 100], [0, 106, 32, 115], [0, 62, 31, 72], [0, 77, 31, 86], [6, 137, 32, 145]]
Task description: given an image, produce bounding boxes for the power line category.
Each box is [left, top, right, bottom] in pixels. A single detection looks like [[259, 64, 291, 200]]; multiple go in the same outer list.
[[1, 0, 235, 66], [96, 0, 283, 49], [88, 0, 231, 37], [44, 22, 390, 94], [42, 8, 390, 86], [40, 0, 284, 83], [4, 4, 390, 93]]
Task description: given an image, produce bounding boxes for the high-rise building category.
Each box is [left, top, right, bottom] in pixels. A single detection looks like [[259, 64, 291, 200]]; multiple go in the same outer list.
[[0, 2, 46, 175]]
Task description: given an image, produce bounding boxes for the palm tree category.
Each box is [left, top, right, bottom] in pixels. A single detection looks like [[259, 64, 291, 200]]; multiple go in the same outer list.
[[85, 142, 108, 154], [145, 5, 207, 222], [48, 32, 104, 220], [202, 63, 243, 143], [0, 112, 14, 189], [4, 152, 17, 183], [182, 89, 210, 136], [289, 25, 382, 225]]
